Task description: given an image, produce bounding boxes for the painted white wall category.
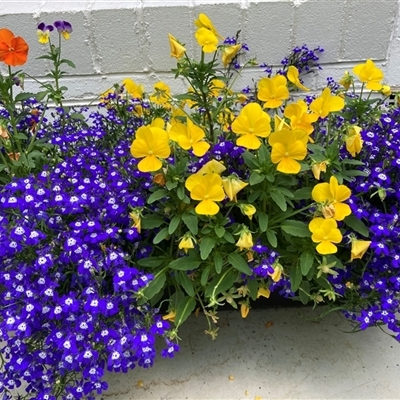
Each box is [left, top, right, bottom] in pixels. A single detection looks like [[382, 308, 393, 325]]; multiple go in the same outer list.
[[1, 0, 400, 104]]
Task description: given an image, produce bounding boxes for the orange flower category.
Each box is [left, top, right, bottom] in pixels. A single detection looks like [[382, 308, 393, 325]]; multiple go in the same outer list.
[[0, 28, 29, 66]]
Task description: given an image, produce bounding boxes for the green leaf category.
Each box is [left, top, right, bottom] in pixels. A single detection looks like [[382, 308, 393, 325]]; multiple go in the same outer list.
[[143, 272, 166, 300], [177, 185, 185, 200], [243, 151, 260, 169], [169, 257, 201, 271], [343, 215, 369, 237], [166, 180, 178, 190], [141, 215, 164, 229], [200, 237, 216, 260], [137, 257, 167, 268], [247, 278, 258, 301], [299, 281, 310, 305], [182, 213, 198, 235], [248, 190, 262, 203], [214, 225, 225, 238], [60, 58, 76, 68], [270, 190, 287, 211], [201, 265, 211, 286], [223, 232, 235, 244], [178, 271, 195, 297], [213, 252, 223, 274], [256, 212, 268, 232], [299, 252, 314, 276], [147, 189, 168, 204], [153, 227, 169, 244], [205, 269, 237, 298], [14, 92, 37, 102], [14, 132, 28, 140], [228, 253, 252, 275], [266, 230, 277, 247], [281, 220, 311, 237], [258, 144, 270, 164], [70, 113, 85, 121], [290, 265, 302, 292], [175, 296, 196, 327], [292, 187, 312, 200], [168, 215, 181, 235], [249, 171, 265, 186]]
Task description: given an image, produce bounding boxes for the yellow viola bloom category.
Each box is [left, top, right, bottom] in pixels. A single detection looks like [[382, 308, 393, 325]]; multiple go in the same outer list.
[[169, 120, 210, 157], [353, 59, 384, 91], [268, 129, 308, 174], [231, 103, 271, 150], [309, 217, 343, 255], [122, 78, 144, 99], [284, 100, 318, 136], [309, 87, 345, 119], [222, 175, 248, 202], [150, 81, 171, 106], [311, 176, 351, 221], [195, 27, 218, 53], [194, 13, 224, 40], [287, 66, 310, 91], [345, 125, 363, 157], [235, 227, 254, 251], [130, 125, 171, 172], [257, 287, 271, 299], [189, 173, 225, 215], [257, 75, 289, 109], [350, 238, 372, 261], [178, 234, 195, 253], [238, 204, 257, 220], [381, 85, 391, 96], [222, 44, 241, 67], [168, 33, 186, 59], [209, 79, 226, 97], [162, 310, 176, 322]]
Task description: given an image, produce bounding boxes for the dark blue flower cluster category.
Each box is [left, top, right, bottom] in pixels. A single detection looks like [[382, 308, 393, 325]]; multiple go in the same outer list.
[[0, 107, 177, 399], [329, 107, 400, 337]]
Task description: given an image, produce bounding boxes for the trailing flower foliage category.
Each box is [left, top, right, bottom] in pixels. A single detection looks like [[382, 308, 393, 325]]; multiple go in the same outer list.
[[0, 12, 399, 400]]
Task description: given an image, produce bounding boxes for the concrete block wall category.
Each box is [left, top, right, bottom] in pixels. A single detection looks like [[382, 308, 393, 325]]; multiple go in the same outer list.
[[0, 0, 399, 104]]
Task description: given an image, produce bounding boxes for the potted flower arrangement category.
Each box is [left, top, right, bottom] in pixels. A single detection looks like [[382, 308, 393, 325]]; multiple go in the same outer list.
[[0, 12, 399, 400]]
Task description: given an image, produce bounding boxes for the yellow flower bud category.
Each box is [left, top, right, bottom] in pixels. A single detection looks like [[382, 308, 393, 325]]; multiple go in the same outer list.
[[257, 287, 271, 299], [168, 33, 186, 59], [222, 175, 248, 202], [345, 125, 363, 157], [311, 161, 327, 180], [222, 44, 241, 67], [350, 239, 371, 261], [381, 85, 391, 96], [129, 210, 141, 233], [178, 234, 195, 253], [162, 310, 176, 322], [239, 204, 257, 220], [338, 70, 353, 90], [268, 264, 283, 282], [235, 228, 253, 251], [240, 303, 250, 318]]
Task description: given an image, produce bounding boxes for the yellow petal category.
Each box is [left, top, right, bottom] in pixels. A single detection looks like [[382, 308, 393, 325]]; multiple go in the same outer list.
[[137, 156, 163, 172], [195, 199, 220, 215]]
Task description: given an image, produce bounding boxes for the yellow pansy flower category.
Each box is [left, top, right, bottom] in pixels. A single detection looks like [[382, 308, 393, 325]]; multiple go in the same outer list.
[[231, 103, 271, 150], [197, 159, 226, 176], [353, 59, 384, 91], [168, 33, 186, 59], [130, 125, 171, 172], [257, 75, 289, 109], [188, 173, 225, 215], [309, 217, 343, 255], [345, 125, 363, 157], [284, 99, 318, 136], [222, 175, 248, 202], [122, 78, 144, 99], [194, 13, 224, 40], [287, 66, 310, 91], [268, 129, 308, 174], [195, 27, 218, 53], [150, 81, 171, 106], [311, 176, 351, 221], [169, 120, 210, 157], [309, 87, 345, 119]]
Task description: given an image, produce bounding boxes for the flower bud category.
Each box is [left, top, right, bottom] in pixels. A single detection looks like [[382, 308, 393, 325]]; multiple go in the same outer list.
[[222, 175, 248, 202], [178, 234, 195, 253], [239, 204, 256, 220], [235, 226, 253, 251], [350, 239, 371, 261]]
